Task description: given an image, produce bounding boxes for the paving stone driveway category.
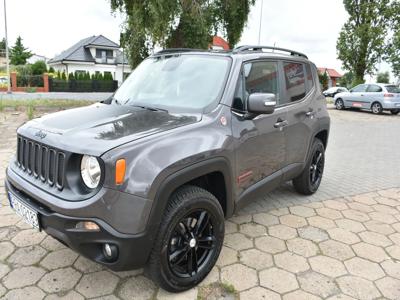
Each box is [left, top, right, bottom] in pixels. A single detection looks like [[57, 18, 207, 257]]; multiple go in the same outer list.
[[0, 108, 400, 299]]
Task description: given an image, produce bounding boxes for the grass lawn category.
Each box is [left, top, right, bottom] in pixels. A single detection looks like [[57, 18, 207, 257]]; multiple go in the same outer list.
[[0, 99, 95, 119]]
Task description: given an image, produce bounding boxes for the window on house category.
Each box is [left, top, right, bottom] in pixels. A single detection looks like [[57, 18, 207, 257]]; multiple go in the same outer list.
[[96, 49, 113, 58], [282, 62, 307, 103]]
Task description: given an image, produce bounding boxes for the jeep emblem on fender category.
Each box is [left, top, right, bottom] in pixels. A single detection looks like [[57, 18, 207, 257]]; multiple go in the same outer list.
[[35, 130, 47, 139]]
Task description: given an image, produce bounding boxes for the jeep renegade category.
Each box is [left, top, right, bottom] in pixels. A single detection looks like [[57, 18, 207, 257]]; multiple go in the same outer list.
[[5, 46, 330, 292]]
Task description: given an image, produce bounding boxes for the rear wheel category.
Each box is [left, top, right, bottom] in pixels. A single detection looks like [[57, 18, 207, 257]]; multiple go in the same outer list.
[[293, 139, 325, 195], [335, 99, 345, 110], [371, 102, 383, 114], [391, 110, 399, 115], [146, 185, 224, 292]]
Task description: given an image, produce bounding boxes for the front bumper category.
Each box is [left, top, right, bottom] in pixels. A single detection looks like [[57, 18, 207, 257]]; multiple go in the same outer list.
[[5, 170, 155, 271]]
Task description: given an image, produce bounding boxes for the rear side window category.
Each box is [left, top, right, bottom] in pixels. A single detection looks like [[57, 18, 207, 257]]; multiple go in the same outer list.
[[283, 62, 307, 103], [305, 63, 314, 92], [367, 85, 383, 92]]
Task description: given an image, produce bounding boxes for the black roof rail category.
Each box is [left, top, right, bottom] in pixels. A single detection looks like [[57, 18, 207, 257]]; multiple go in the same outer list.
[[233, 45, 308, 59], [154, 48, 206, 55]]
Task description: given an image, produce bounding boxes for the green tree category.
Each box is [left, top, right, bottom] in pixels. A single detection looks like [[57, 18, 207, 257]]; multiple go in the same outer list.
[[110, 0, 255, 68], [318, 71, 329, 90], [61, 71, 67, 80], [68, 72, 75, 80], [336, 0, 393, 84], [31, 60, 47, 75], [10, 36, 32, 65], [48, 66, 55, 73], [339, 71, 354, 88], [376, 71, 390, 83], [387, 4, 400, 78], [0, 37, 6, 50]]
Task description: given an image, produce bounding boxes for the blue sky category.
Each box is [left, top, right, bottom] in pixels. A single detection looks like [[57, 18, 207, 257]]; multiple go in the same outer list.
[[0, 0, 394, 80]]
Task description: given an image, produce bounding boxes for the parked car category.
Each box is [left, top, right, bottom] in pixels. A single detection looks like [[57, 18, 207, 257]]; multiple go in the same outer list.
[[334, 83, 400, 114], [323, 86, 348, 97], [5, 46, 330, 292]]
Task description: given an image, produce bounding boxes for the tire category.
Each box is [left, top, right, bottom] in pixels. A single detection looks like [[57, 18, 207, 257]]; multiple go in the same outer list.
[[293, 139, 325, 195], [391, 110, 400, 115], [335, 98, 345, 110], [371, 102, 383, 114], [146, 185, 224, 292]]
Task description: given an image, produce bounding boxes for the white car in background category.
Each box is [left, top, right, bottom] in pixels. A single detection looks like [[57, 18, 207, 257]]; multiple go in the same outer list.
[[334, 83, 400, 115]]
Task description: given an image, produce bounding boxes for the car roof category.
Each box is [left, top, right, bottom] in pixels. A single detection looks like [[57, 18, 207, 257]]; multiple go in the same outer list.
[[151, 45, 312, 63]]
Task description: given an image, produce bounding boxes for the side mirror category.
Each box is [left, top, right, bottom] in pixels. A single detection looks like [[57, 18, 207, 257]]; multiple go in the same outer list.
[[247, 93, 276, 115]]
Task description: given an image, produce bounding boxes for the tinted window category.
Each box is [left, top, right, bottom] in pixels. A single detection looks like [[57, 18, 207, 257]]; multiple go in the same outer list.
[[233, 72, 245, 111], [385, 85, 400, 93], [305, 64, 314, 92], [283, 62, 306, 103], [367, 85, 383, 92], [351, 84, 368, 92]]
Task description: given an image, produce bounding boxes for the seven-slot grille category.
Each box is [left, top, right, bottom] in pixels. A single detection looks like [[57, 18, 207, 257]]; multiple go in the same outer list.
[[16, 135, 66, 190]]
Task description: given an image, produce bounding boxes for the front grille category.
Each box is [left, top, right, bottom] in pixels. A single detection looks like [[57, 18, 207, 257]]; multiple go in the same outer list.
[[16, 135, 66, 190]]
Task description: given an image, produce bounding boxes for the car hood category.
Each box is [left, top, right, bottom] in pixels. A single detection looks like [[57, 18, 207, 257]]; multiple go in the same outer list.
[[17, 103, 201, 156]]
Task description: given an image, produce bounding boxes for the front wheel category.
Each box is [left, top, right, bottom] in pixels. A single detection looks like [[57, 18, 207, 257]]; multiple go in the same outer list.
[[371, 102, 383, 114], [335, 99, 345, 110], [391, 110, 399, 115], [146, 185, 224, 292], [293, 139, 325, 195]]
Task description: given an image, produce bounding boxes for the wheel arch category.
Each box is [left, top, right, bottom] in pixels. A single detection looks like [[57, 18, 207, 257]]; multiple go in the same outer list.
[[145, 157, 234, 236]]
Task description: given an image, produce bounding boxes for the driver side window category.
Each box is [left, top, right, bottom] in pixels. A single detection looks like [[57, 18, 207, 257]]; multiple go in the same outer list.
[[232, 61, 279, 111]]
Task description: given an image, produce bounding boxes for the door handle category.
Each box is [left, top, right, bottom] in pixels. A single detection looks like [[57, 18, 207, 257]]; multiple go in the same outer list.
[[274, 120, 288, 128], [306, 111, 316, 118]]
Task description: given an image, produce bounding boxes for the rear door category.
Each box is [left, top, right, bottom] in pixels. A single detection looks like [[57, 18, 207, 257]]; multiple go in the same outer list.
[[282, 61, 318, 179], [365, 84, 383, 108]]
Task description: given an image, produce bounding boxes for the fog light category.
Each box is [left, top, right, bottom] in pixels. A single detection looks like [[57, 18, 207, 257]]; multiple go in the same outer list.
[[75, 221, 100, 231], [103, 243, 118, 261]]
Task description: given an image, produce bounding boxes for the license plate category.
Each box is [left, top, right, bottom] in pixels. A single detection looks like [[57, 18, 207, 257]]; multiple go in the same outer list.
[[352, 103, 362, 107], [8, 192, 40, 230]]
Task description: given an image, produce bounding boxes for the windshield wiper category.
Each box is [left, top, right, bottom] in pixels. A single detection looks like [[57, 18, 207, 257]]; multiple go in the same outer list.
[[130, 104, 168, 113]]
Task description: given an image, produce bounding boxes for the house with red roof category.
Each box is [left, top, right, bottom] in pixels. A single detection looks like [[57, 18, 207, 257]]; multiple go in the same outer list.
[[318, 67, 342, 88], [210, 36, 230, 50]]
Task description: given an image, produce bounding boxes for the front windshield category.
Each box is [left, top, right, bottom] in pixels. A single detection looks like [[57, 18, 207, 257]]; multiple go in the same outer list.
[[113, 54, 231, 112], [386, 85, 400, 93]]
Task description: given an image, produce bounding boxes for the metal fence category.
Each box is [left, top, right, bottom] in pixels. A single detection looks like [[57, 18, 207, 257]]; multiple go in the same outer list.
[[49, 78, 118, 93]]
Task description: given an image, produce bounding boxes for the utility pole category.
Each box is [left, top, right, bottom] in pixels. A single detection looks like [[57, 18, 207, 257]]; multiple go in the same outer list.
[[3, 0, 11, 93], [258, 0, 264, 45]]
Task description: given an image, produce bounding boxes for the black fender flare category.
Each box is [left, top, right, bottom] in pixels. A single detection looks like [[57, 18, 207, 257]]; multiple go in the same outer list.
[[144, 157, 234, 240]]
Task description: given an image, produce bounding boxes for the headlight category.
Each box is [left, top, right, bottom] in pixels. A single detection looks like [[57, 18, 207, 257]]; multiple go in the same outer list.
[[81, 155, 101, 189]]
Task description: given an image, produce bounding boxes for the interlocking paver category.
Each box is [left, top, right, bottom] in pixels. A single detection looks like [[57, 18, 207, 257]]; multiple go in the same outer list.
[[344, 257, 385, 280], [240, 287, 280, 300], [240, 248, 273, 270], [255, 236, 286, 254], [259, 267, 298, 293], [309, 255, 347, 277], [375, 277, 400, 299], [352, 242, 388, 263], [7, 245, 47, 266], [38, 267, 81, 293], [40, 248, 79, 270], [287, 238, 319, 257], [76, 271, 119, 298], [320, 240, 355, 260], [157, 287, 198, 300], [298, 271, 339, 298], [3, 266, 46, 289], [216, 246, 238, 267], [221, 263, 257, 291], [336, 276, 381, 300], [1, 110, 400, 299], [239, 223, 266, 237]]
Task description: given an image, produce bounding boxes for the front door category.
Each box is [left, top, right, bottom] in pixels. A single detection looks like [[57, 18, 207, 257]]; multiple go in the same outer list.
[[232, 60, 287, 197], [347, 84, 368, 108]]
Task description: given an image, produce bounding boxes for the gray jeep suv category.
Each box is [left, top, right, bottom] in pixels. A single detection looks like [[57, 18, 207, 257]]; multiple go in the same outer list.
[[5, 46, 330, 292]]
